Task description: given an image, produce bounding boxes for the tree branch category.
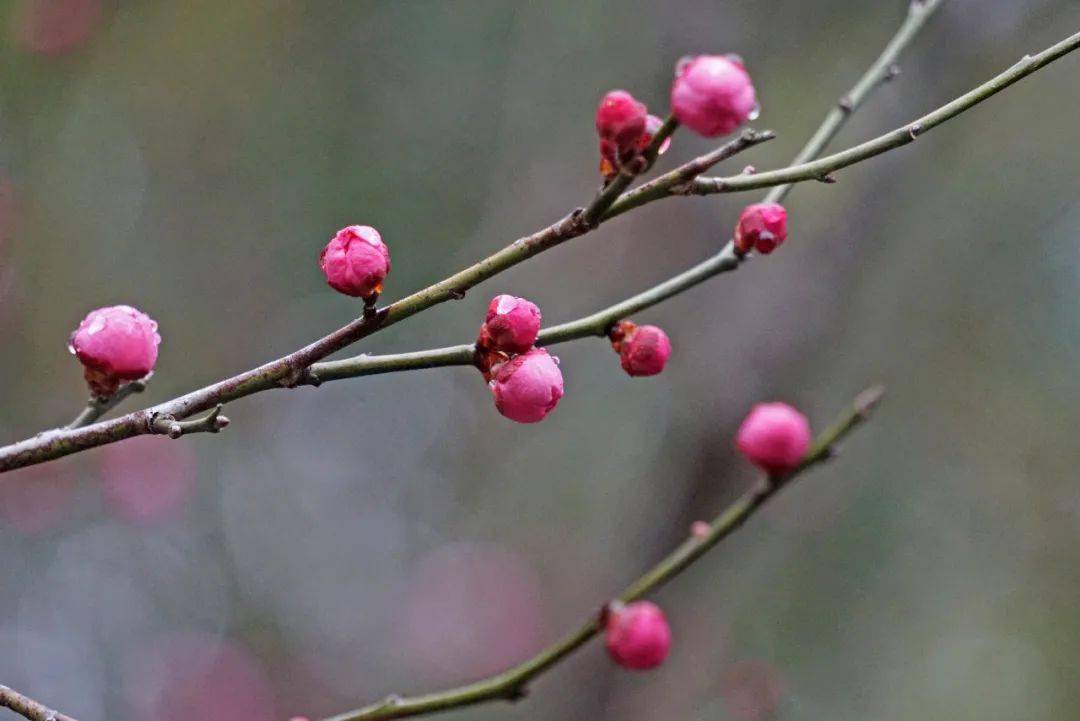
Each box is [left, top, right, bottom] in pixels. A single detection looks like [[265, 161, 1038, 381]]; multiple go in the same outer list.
[[0, 685, 77, 721], [4, 3, 1078, 473], [244, 0, 955, 373], [65, 374, 152, 430], [0, 130, 765, 472], [322, 386, 884, 721]]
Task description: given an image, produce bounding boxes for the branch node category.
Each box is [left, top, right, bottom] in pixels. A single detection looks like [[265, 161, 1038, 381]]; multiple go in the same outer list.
[[908, 123, 923, 139], [838, 96, 855, 113], [363, 296, 380, 320], [148, 412, 183, 439], [448, 288, 466, 300], [570, 205, 596, 231], [885, 63, 902, 81], [149, 405, 230, 439], [817, 173, 839, 184], [279, 364, 312, 388]]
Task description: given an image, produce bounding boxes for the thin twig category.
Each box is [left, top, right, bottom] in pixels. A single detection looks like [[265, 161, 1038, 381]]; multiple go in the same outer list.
[[322, 387, 883, 721], [243, 0, 953, 371], [0, 685, 78, 721], [65, 374, 152, 430], [0, 129, 761, 471], [4, 4, 1078, 473]]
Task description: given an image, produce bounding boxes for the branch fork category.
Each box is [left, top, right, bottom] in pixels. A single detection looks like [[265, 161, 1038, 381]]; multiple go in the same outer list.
[[148, 404, 230, 439]]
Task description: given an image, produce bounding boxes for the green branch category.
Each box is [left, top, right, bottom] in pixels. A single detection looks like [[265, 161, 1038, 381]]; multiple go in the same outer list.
[[323, 387, 884, 721]]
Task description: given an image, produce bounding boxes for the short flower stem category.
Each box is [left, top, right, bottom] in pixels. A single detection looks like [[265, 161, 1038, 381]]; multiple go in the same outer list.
[[65, 374, 152, 429]]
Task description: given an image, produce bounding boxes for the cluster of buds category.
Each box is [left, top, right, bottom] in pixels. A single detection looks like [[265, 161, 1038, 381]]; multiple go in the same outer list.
[[475, 295, 564, 424], [595, 91, 670, 181], [608, 320, 672, 377]]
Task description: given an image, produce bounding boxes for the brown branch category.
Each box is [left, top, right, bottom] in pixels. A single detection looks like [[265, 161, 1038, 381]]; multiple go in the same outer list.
[[0, 685, 77, 721], [0, 130, 768, 472], [4, 3, 1078, 473]]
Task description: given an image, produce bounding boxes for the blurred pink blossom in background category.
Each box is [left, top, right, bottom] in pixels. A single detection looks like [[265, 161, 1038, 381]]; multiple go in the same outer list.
[[99, 435, 196, 525], [15, 0, 103, 56], [400, 542, 548, 681], [0, 462, 77, 535], [720, 660, 785, 721], [121, 632, 276, 721]]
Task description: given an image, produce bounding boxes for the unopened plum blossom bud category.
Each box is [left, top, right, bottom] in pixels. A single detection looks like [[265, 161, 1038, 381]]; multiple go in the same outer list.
[[490, 348, 564, 423], [595, 90, 648, 152], [479, 294, 542, 355], [734, 202, 788, 255], [735, 402, 811, 475], [671, 55, 758, 137], [319, 225, 390, 300], [620, 325, 672, 377], [604, 601, 672, 670], [70, 305, 160, 396], [609, 320, 672, 377]]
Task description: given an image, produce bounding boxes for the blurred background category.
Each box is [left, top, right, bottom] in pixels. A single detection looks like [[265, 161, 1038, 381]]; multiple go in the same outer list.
[[1, 1, 1079, 720]]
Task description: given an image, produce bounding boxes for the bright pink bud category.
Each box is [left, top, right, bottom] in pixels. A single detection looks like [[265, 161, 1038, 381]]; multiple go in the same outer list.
[[480, 294, 542, 354], [636, 114, 672, 155], [735, 402, 812, 475], [734, 203, 788, 255], [619, 324, 672, 377], [319, 225, 391, 300], [595, 90, 648, 151], [604, 601, 672, 670], [490, 348, 564, 423], [70, 305, 160, 396], [671, 55, 758, 137]]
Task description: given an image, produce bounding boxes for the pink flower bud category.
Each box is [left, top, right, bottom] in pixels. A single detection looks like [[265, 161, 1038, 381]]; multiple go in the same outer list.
[[618, 324, 672, 377], [595, 90, 648, 151], [604, 601, 672, 670], [319, 225, 391, 300], [734, 202, 788, 255], [671, 55, 758, 137], [70, 305, 160, 396], [735, 402, 812, 475], [490, 348, 564, 423], [479, 294, 542, 355]]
